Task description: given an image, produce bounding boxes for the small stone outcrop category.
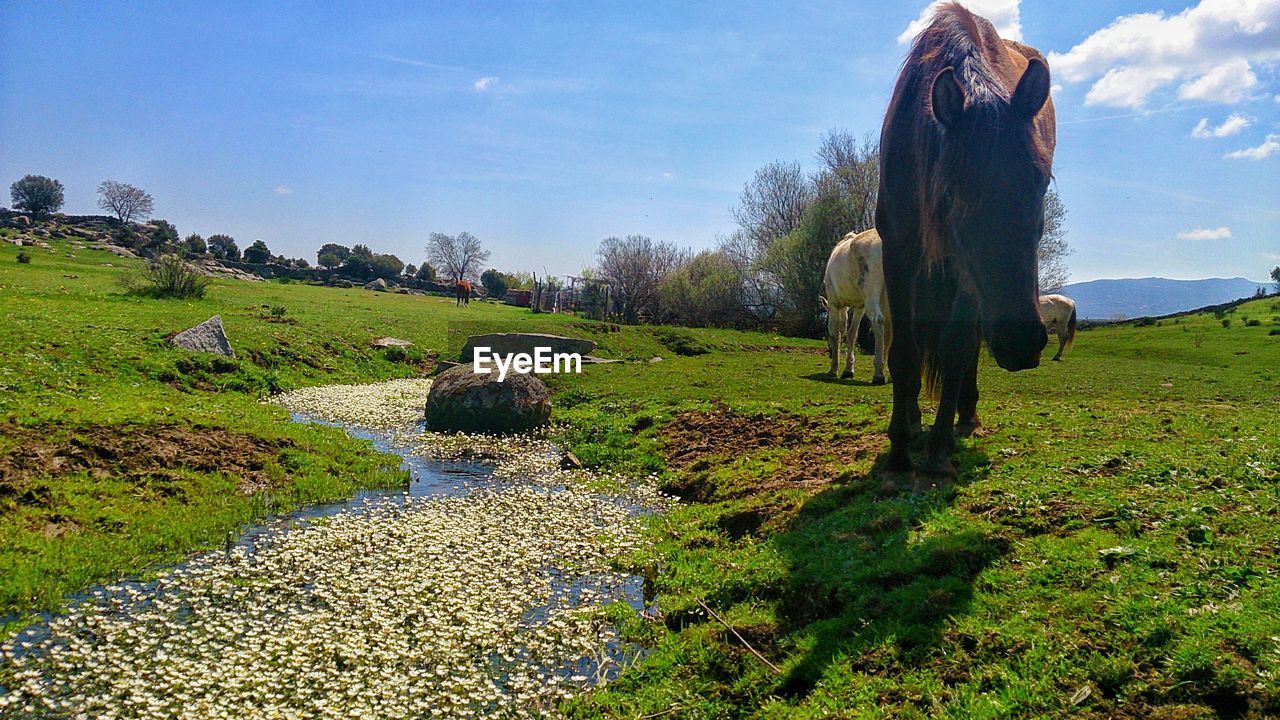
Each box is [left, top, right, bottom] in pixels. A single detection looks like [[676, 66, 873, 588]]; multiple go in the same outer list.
[[425, 365, 551, 433], [459, 333, 596, 363], [171, 315, 236, 357], [364, 278, 389, 291], [371, 337, 412, 348]]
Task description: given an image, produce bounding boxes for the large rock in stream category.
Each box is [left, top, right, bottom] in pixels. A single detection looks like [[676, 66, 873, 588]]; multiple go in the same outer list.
[[425, 364, 551, 433]]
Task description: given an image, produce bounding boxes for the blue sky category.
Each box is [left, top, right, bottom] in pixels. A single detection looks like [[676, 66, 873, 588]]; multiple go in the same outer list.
[[2, 1, 1277, 283]]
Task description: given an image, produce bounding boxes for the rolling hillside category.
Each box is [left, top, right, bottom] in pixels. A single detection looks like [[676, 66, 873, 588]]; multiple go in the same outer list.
[[1061, 276, 1270, 319]]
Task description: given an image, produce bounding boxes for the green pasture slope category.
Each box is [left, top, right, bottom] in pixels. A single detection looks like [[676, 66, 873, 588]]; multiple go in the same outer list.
[[4, 234, 1280, 717]]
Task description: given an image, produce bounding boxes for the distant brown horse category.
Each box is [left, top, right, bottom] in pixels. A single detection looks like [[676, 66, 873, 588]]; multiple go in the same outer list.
[[876, 3, 1055, 478], [455, 279, 472, 307]]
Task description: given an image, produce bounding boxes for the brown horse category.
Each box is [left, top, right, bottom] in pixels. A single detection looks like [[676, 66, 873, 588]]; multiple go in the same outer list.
[[876, 3, 1055, 479], [455, 279, 472, 307]]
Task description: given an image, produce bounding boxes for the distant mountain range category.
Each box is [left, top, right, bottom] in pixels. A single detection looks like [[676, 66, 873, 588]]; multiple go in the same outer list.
[[1058, 277, 1272, 320]]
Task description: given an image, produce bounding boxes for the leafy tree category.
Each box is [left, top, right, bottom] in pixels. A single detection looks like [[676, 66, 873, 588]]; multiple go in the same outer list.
[[426, 232, 490, 282], [595, 235, 687, 323], [242, 239, 272, 264], [317, 243, 350, 266], [658, 250, 746, 327], [9, 175, 64, 218], [763, 196, 844, 337], [97, 181, 154, 224], [416, 263, 437, 282], [1038, 189, 1072, 292], [480, 268, 511, 299], [318, 252, 341, 269], [342, 253, 373, 280], [148, 220, 179, 250], [184, 233, 207, 254], [207, 234, 240, 261], [404, 263, 417, 278], [369, 253, 405, 280], [1271, 266, 1279, 293], [351, 243, 374, 259]]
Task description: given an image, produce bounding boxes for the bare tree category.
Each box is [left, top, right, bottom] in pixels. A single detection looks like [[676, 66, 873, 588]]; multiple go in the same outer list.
[[1038, 189, 1072, 293], [732, 160, 814, 254], [595, 235, 687, 323], [426, 232, 491, 282], [813, 129, 879, 233], [97, 181, 154, 225]]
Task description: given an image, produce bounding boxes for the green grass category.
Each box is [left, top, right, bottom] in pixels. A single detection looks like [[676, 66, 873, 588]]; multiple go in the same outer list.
[[4, 236, 1280, 716]]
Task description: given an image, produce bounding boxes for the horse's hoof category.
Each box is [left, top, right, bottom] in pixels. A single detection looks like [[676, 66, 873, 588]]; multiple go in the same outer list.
[[886, 453, 913, 475], [1052, 356, 1062, 362], [917, 456, 957, 480], [955, 421, 981, 439], [841, 370, 854, 379], [871, 375, 886, 386]]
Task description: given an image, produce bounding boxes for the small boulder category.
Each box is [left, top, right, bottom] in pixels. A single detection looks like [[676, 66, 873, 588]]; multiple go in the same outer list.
[[364, 278, 389, 291], [371, 336, 412, 348], [425, 364, 551, 433], [559, 451, 583, 470], [171, 315, 236, 357]]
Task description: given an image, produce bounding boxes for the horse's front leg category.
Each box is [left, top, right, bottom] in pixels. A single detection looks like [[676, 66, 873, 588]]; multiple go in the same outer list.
[[919, 293, 979, 480]]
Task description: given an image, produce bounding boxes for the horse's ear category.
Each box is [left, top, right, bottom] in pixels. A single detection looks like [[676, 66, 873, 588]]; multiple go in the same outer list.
[[1011, 57, 1051, 121], [930, 67, 965, 129]]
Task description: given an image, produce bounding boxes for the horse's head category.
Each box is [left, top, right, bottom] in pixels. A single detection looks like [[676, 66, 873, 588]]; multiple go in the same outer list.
[[930, 57, 1052, 370]]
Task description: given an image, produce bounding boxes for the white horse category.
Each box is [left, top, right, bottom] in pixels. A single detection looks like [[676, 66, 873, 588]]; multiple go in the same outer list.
[[1038, 293, 1077, 361], [819, 228, 889, 384]]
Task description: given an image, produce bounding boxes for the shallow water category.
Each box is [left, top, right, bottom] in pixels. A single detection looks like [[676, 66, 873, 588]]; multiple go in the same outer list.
[[1, 401, 655, 718]]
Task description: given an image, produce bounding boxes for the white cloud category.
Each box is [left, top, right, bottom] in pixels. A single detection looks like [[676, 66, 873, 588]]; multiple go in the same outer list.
[[1048, 0, 1280, 108], [473, 76, 499, 92], [1177, 58, 1257, 102], [1224, 133, 1280, 159], [273, 185, 293, 196], [662, 172, 674, 180], [1176, 226, 1232, 240], [898, 0, 1022, 44], [1191, 113, 1252, 138]]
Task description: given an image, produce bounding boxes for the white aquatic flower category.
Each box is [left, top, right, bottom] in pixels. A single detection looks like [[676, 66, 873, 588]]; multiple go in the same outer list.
[[3, 380, 666, 719]]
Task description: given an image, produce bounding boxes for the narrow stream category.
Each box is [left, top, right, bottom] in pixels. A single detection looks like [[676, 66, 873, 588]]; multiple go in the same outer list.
[[0, 381, 662, 719]]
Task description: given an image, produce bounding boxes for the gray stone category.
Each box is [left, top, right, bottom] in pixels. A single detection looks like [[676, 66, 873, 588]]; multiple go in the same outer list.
[[364, 278, 389, 291], [425, 365, 551, 433], [171, 315, 235, 357], [459, 333, 596, 363], [371, 337, 412, 348]]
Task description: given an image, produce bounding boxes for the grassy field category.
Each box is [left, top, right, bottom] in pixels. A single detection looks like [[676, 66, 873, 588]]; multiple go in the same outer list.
[[3, 233, 1280, 717]]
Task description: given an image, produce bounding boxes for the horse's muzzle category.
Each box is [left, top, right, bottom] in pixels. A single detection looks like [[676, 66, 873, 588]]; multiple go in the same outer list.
[[988, 321, 1047, 371]]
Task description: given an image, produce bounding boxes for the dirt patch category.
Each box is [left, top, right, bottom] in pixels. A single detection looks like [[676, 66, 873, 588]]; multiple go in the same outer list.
[[1, 423, 291, 506], [660, 407, 884, 502]]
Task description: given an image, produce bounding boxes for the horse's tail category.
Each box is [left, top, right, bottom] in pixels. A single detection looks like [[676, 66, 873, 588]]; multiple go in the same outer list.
[[1064, 304, 1077, 351]]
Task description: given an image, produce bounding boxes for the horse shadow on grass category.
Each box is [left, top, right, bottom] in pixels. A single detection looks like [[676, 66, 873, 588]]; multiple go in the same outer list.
[[769, 442, 1002, 698], [799, 372, 885, 388]]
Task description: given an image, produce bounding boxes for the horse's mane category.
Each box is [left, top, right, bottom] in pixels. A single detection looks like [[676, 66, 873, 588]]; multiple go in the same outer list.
[[891, 2, 1054, 265]]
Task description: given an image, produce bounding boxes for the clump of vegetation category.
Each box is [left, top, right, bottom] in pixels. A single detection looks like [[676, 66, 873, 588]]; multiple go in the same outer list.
[[1269, 328, 1280, 336], [648, 326, 712, 356], [270, 305, 287, 317], [1222, 318, 1231, 328], [123, 254, 209, 299], [9, 174, 65, 218], [1245, 318, 1262, 327], [16, 251, 31, 264]]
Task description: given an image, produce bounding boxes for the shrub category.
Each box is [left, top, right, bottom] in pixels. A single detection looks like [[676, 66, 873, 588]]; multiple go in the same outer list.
[[270, 305, 286, 317], [1244, 319, 1261, 327], [658, 250, 746, 327], [1270, 328, 1280, 336], [1135, 317, 1156, 327], [125, 255, 208, 299], [1221, 319, 1231, 328], [16, 251, 31, 264]]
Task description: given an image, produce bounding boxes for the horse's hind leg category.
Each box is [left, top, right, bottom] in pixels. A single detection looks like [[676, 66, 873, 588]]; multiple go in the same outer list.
[[955, 344, 981, 438], [843, 306, 861, 379], [1052, 327, 1066, 361], [827, 307, 844, 377]]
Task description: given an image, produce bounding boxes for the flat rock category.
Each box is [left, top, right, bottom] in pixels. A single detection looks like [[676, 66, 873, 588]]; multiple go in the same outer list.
[[425, 364, 551, 433], [459, 333, 596, 363], [371, 337, 412, 348], [171, 315, 236, 357]]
